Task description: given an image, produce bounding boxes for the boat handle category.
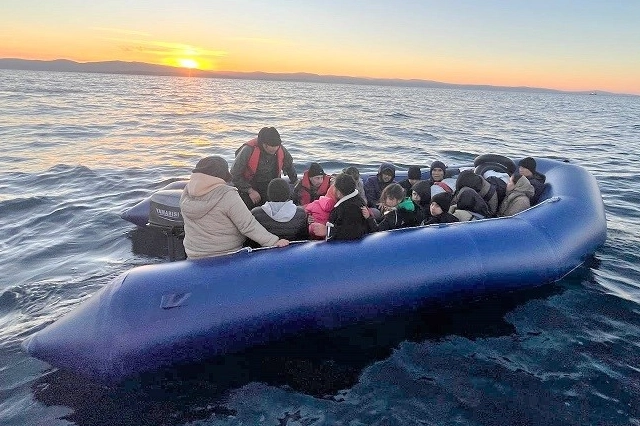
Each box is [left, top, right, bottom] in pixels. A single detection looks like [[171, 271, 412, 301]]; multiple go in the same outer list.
[[160, 292, 191, 309]]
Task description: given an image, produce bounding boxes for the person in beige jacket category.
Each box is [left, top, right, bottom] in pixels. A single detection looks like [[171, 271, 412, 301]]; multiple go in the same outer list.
[[180, 156, 289, 259], [498, 173, 535, 217]]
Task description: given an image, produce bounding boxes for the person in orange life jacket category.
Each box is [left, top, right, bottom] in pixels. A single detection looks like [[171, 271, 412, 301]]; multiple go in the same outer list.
[[363, 162, 396, 208], [366, 183, 420, 231], [231, 126, 297, 209], [423, 192, 459, 225], [398, 166, 422, 198], [327, 173, 376, 241], [180, 156, 289, 259], [428, 161, 453, 194], [517, 157, 546, 205], [293, 162, 331, 206]]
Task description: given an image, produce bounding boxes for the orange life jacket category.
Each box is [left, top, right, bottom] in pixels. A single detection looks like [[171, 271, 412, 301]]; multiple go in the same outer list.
[[237, 137, 285, 181], [298, 171, 331, 206]]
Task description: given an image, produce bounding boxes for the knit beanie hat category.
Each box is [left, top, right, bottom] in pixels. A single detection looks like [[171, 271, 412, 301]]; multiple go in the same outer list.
[[334, 173, 356, 196], [257, 126, 282, 146], [407, 166, 422, 180], [518, 157, 536, 173], [267, 178, 291, 202], [308, 162, 325, 177], [432, 192, 453, 213], [430, 161, 447, 175]]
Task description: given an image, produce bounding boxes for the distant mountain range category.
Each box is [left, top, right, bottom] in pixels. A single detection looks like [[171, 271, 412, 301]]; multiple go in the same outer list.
[[0, 58, 617, 96]]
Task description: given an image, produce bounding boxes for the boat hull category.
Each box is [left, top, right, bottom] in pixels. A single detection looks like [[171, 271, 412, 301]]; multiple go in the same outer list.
[[23, 159, 607, 383]]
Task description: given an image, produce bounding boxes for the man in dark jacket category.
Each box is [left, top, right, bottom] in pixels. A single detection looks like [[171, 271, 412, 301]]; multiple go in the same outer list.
[[518, 157, 546, 204], [231, 126, 297, 208]]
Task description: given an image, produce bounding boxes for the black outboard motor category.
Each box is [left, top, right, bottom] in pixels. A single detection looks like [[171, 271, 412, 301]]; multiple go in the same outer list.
[[148, 189, 186, 261]]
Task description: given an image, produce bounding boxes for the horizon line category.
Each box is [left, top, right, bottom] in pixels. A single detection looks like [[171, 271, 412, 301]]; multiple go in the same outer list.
[[0, 57, 635, 97]]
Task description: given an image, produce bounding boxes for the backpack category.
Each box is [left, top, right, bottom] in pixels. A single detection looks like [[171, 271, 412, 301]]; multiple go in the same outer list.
[[485, 176, 508, 207]]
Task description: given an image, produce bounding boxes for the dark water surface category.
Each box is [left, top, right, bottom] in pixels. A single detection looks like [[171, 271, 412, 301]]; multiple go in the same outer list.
[[1, 69, 639, 425]]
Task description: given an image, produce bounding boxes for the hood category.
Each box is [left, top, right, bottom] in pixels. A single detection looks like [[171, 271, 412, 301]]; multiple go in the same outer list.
[[181, 174, 236, 220], [509, 175, 535, 198], [377, 162, 396, 179], [456, 187, 490, 217], [261, 201, 299, 222], [456, 170, 483, 193], [185, 173, 227, 197]]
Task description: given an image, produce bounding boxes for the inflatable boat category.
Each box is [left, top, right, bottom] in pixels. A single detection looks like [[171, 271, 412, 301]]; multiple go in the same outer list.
[[22, 158, 607, 384]]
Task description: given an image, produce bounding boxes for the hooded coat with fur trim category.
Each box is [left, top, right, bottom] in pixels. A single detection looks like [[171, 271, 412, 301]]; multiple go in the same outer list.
[[180, 173, 279, 258]]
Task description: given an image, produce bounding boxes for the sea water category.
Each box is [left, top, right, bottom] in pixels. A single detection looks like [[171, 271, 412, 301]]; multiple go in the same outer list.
[[1, 69, 639, 425]]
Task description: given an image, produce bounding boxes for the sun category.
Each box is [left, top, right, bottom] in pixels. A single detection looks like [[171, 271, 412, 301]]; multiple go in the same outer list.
[[178, 58, 199, 69]]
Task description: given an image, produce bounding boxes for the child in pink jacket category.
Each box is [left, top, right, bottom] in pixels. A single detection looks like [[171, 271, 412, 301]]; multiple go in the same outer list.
[[305, 185, 337, 239]]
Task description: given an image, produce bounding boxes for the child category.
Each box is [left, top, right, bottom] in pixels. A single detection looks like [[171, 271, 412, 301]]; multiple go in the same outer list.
[[293, 162, 331, 206], [251, 178, 309, 244], [342, 166, 367, 205], [370, 183, 420, 231], [326, 173, 375, 241], [423, 192, 459, 225], [305, 185, 338, 239], [411, 180, 431, 223]]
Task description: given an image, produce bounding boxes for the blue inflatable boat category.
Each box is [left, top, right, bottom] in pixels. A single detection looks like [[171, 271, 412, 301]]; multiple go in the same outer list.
[[22, 158, 607, 384]]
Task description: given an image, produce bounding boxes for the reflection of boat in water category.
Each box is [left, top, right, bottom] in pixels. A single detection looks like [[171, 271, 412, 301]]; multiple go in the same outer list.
[[22, 157, 607, 384]]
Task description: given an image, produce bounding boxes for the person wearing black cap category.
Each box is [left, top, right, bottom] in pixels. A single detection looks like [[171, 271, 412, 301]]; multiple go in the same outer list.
[[326, 173, 376, 241], [422, 192, 459, 225], [180, 156, 289, 258], [231, 126, 297, 209], [293, 162, 331, 206], [517, 157, 546, 204], [398, 166, 422, 198], [250, 178, 308, 244]]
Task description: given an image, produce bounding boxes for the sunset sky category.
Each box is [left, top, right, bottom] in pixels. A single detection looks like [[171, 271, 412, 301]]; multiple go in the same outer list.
[[1, 0, 639, 95]]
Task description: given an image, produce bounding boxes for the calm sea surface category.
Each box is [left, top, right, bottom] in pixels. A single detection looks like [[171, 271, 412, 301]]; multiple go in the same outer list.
[[1, 69, 639, 425]]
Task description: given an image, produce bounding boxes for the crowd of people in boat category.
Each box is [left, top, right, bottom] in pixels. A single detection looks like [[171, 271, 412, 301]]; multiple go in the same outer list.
[[179, 126, 546, 259]]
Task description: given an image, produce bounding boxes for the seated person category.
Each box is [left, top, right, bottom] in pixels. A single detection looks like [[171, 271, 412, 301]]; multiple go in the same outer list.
[[498, 173, 534, 217], [411, 180, 432, 223], [398, 166, 422, 197], [180, 156, 289, 259], [250, 178, 308, 246], [370, 183, 420, 231], [428, 161, 455, 195], [342, 166, 367, 205], [293, 162, 331, 206], [363, 162, 396, 207], [518, 157, 546, 204], [423, 192, 459, 225], [449, 187, 491, 221], [305, 185, 338, 239], [453, 169, 499, 216], [327, 173, 376, 241]]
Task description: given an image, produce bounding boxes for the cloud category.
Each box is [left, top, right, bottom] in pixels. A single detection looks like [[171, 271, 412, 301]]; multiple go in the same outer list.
[[104, 37, 227, 58], [229, 37, 297, 46], [90, 27, 152, 37]]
